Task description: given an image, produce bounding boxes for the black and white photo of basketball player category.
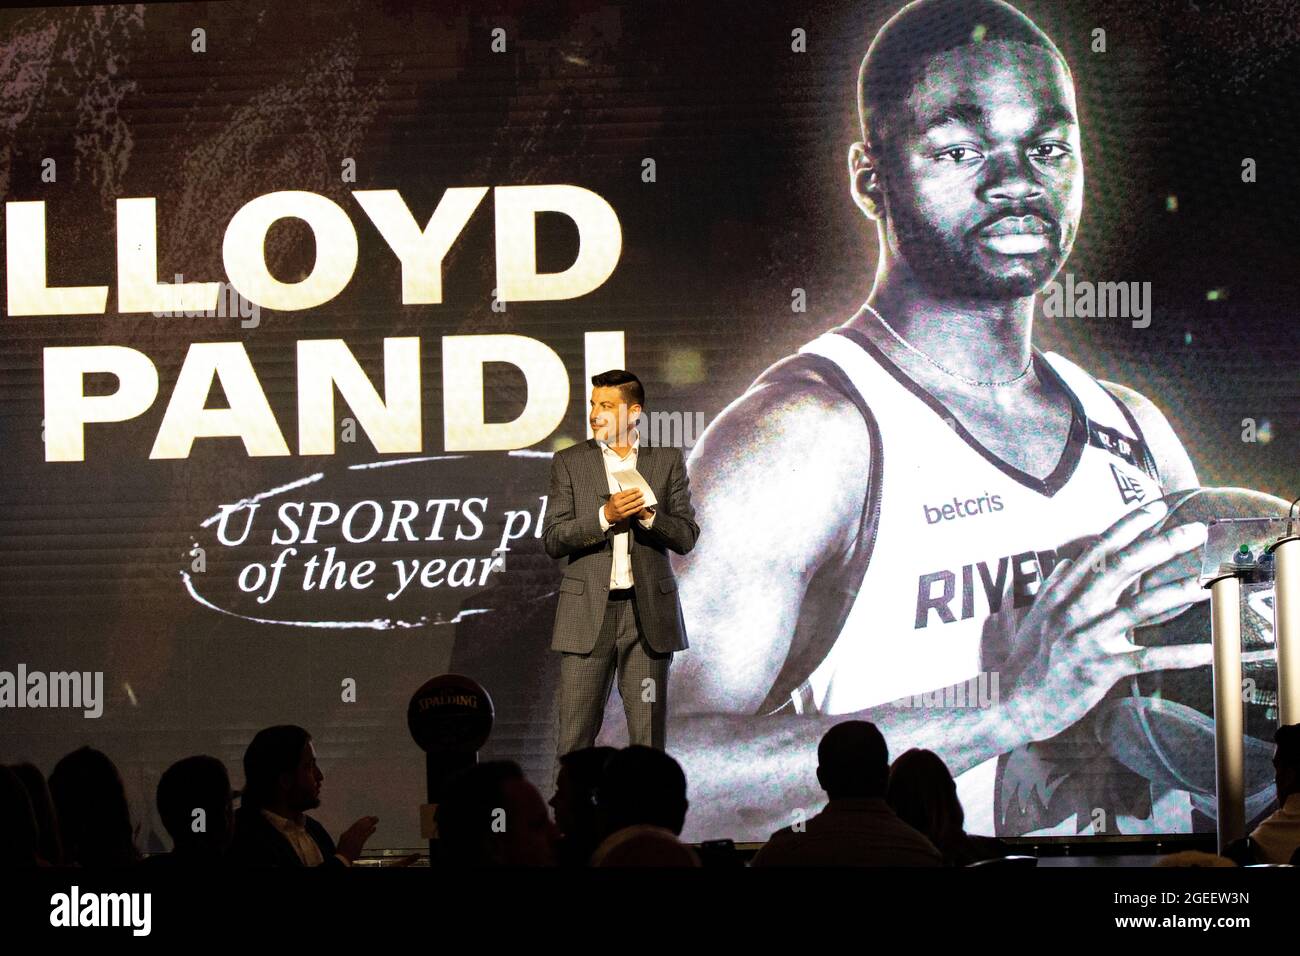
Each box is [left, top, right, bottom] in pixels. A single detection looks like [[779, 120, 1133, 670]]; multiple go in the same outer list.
[[668, 0, 1221, 840]]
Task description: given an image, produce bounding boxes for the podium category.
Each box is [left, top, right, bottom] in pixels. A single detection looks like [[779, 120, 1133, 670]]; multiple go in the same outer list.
[[1201, 514, 1298, 853]]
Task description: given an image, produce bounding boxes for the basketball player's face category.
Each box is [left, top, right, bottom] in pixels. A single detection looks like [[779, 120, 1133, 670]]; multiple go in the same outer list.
[[879, 40, 1082, 300]]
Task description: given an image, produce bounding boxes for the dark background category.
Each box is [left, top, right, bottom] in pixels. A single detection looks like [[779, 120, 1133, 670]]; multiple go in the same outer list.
[[1, 0, 1297, 847]]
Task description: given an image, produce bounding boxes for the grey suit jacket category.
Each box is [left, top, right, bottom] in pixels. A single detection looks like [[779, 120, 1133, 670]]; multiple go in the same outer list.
[[542, 439, 699, 654]]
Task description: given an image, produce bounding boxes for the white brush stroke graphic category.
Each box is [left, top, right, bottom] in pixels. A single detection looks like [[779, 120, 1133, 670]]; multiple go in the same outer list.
[[199, 473, 325, 528], [348, 455, 466, 470], [184, 455, 514, 629], [181, 570, 492, 630]]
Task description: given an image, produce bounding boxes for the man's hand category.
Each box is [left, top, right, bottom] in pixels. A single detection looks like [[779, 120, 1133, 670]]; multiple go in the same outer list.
[[336, 815, 379, 863], [603, 489, 645, 523], [993, 499, 1211, 748]]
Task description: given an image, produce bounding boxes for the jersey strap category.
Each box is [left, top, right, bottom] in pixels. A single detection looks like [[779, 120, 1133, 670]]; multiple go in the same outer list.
[[1041, 351, 1160, 482]]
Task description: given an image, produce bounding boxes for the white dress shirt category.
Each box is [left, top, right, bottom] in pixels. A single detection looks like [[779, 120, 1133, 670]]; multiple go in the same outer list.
[[1249, 792, 1300, 864], [595, 431, 656, 590], [261, 808, 350, 866]]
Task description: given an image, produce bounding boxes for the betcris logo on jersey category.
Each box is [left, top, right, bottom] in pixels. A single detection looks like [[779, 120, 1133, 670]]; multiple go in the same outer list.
[[923, 493, 1005, 524]]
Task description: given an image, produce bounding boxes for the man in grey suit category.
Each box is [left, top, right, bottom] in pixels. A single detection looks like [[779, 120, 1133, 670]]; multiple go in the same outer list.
[[543, 369, 699, 763]]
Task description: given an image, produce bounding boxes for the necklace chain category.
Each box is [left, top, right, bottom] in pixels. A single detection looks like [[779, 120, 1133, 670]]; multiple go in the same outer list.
[[862, 303, 1034, 388]]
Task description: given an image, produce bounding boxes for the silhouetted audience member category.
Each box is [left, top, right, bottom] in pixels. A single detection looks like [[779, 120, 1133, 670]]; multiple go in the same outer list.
[[1153, 851, 1235, 867], [887, 748, 1010, 866], [751, 721, 942, 867], [0, 766, 42, 867], [1249, 723, 1300, 864], [589, 824, 701, 867], [436, 760, 558, 866], [228, 725, 377, 867], [593, 746, 689, 846], [143, 755, 236, 866], [550, 746, 616, 866], [10, 763, 63, 866], [48, 746, 140, 866]]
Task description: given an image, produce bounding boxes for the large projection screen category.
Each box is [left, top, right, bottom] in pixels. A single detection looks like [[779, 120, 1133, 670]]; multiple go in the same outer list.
[[1, 0, 1296, 848]]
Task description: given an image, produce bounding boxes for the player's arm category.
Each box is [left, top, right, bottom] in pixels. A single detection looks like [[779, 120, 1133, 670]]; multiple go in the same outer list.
[[1100, 381, 1198, 492], [666, 373, 1025, 837], [669, 374, 862, 714]]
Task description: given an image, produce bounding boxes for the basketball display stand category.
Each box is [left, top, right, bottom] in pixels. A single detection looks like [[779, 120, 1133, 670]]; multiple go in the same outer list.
[[407, 675, 496, 862], [1200, 515, 1296, 853]]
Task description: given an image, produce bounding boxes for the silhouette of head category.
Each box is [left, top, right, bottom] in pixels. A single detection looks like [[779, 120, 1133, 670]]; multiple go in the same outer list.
[[49, 746, 139, 866], [157, 755, 235, 857], [551, 746, 616, 842], [816, 720, 890, 799], [589, 825, 701, 867], [0, 766, 40, 866], [1153, 850, 1235, 868], [1274, 723, 1300, 803], [886, 748, 965, 845], [596, 746, 689, 837], [241, 725, 320, 815], [437, 760, 558, 867], [10, 763, 63, 866]]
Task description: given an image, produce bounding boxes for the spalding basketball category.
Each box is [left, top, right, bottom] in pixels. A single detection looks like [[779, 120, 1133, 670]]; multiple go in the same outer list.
[[407, 673, 495, 755], [1092, 487, 1289, 818]]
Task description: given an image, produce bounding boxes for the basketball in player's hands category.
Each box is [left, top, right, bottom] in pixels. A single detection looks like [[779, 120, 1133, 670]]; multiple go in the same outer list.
[[990, 497, 1213, 747]]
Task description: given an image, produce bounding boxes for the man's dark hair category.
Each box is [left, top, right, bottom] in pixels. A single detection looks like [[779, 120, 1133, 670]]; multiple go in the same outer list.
[[157, 755, 231, 845], [591, 369, 645, 409], [435, 760, 525, 865], [559, 746, 617, 795], [241, 725, 311, 811], [858, 0, 1067, 148], [817, 720, 890, 799], [595, 745, 688, 836], [1276, 724, 1300, 773], [555, 746, 618, 865]]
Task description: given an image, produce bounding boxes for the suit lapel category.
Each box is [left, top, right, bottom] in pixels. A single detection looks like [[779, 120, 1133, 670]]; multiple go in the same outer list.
[[635, 442, 654, 485], [578, 440, 615, 569], [581, 438, 609, 497], [580, 435, 660, 503]]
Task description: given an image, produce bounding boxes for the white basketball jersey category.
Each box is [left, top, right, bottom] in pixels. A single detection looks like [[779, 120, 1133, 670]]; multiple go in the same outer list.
[[787, 324, 1168, 836]]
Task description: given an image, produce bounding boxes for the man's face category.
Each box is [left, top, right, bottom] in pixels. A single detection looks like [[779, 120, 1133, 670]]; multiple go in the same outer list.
[[875, 39, 1083, 300], [549, 765, 576, 835], [501, 777, 560, 866], [284, 740, 323, 812], [590, 386, 639, 444]]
